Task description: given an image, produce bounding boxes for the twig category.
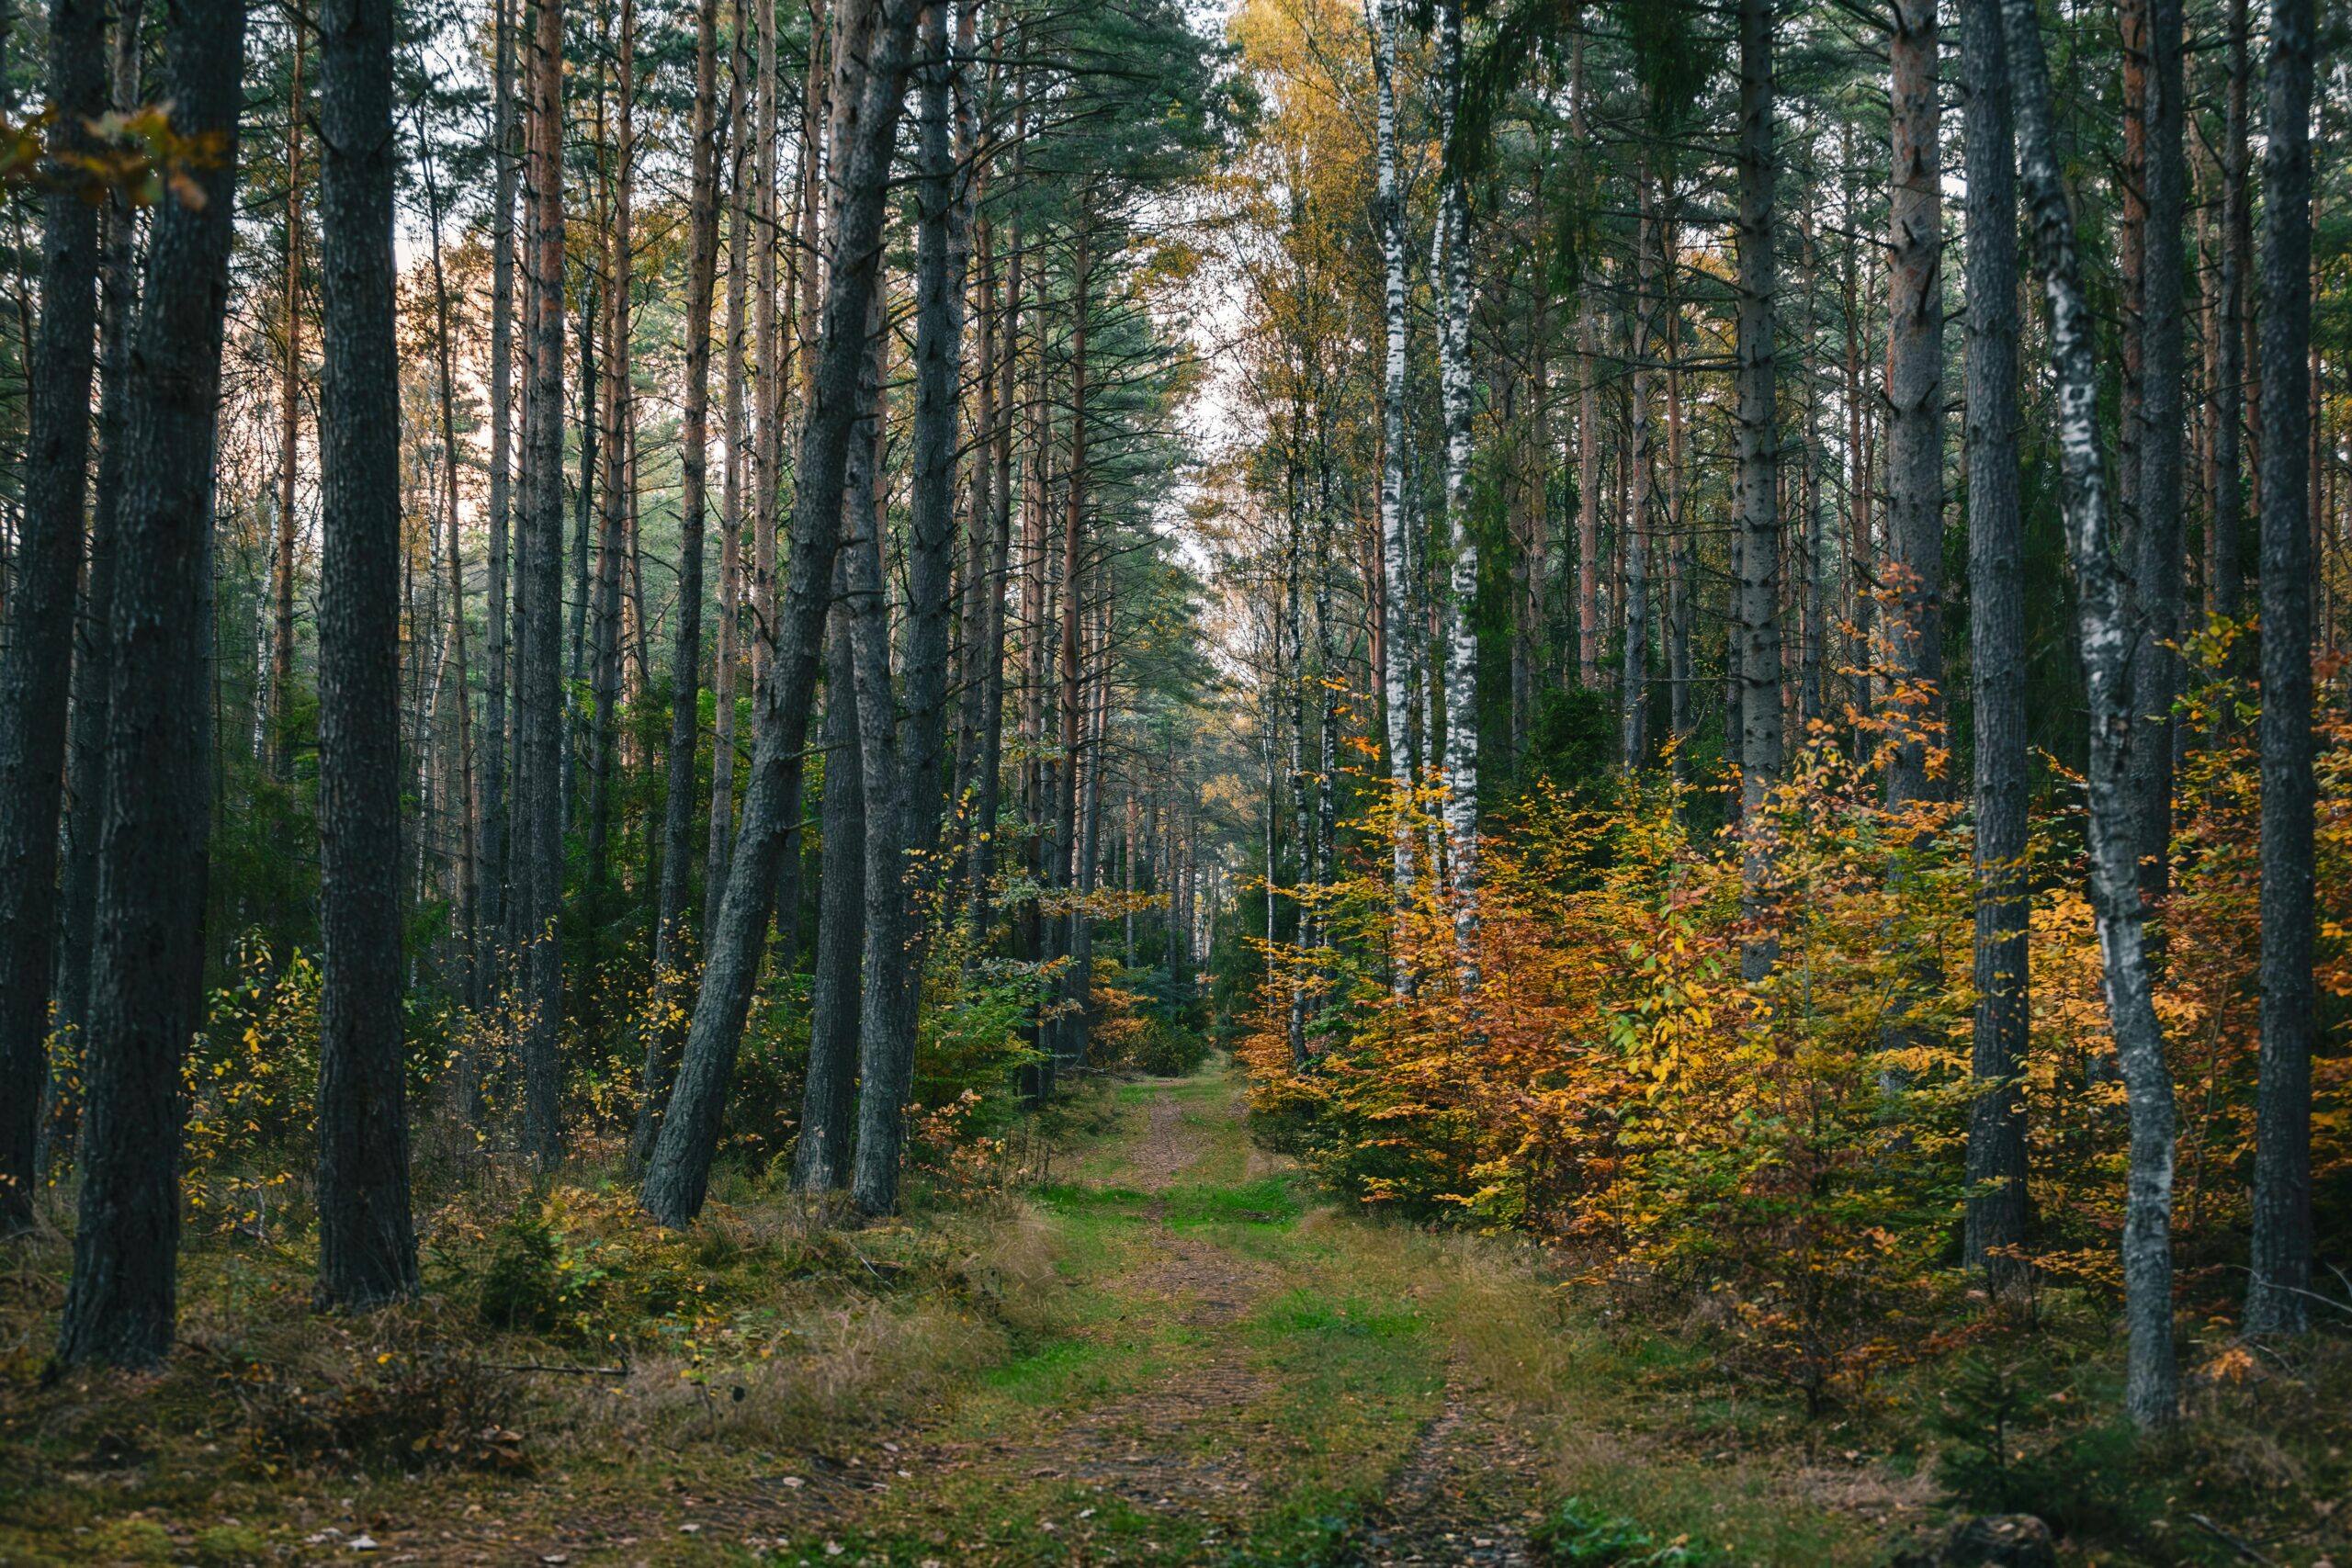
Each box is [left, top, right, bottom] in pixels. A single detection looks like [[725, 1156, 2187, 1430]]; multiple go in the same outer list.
[[482, 1361, 629, 1377], [2187, 1514, 2279, 1567]]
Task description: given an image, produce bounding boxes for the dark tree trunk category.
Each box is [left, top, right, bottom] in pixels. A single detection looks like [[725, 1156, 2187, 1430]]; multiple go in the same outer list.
[[0, 0, 106, 1235], [632, 0, 725, 1171], [516, 0, 570, 1169], [795, 605, 864, 1193], [313, 0, 420, 1310], [640, 0, 921, 1228], [2210, 0, 2248, 633], [2130, 0, 2187, 900], [482, 0, 516, 959], [2245, 0, 2315, 1338], [707, 0, 751, 906], [55, 0, 246, 1363], [48, 0, 147, 1174], [2004, 0, 2177, 1427], [271, 27, 306, 776], [1961, 0, 2030, 1285]]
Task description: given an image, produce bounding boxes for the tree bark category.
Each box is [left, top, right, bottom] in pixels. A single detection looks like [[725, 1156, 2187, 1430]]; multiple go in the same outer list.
[[2130, 0, 2186, 900], [640, 0, 921, 1228], [482, 0, 516, 959], [55, 0, 246, 1362], [271, 26, 306, 776], [795, 602, 864, 1192], [1369, 0, 1415, 945], [2003, 0, 2177, 1427], [633, 0, 726, 1170], [0, 0, 106, 1234], [707, 0, 751, 906], [1433, 0, 1478, 975], [2245, 0, 2315, 1338], [314, 0, 420, 1309], [1884, 0, 1944, 812], [1734, 0, 1782, 980], [1961, 0, 2030, 1285]]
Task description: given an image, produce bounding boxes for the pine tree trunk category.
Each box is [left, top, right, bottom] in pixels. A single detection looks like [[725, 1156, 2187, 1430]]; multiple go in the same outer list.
[[2130, 0, 2186, 901], [2211, 0, 2248, 632], [587, 12, 635, 906], [516, 0, 571, 1169], [482, 0, 515, 960], [0, 0, 106, 1234], [707, 0, 751, 906], [1623, 166, 1657, 772], [641, 0, 920, 1228], [796, 603, 864, 1192], [1884, 0, 1944, 812], [270, 28, 306, 777], [2245, 0, 2315, 1338], [55, 0, 245, 1360], [1962, 0, 2030, 1285], [633, 0, 725, 1169], [749, 0, 781, 692], [314, 0, 420, 1309], [969, 168, 1023, 945], [1734, 0, 1782, 979], [2004, 0, 2177, 1427]]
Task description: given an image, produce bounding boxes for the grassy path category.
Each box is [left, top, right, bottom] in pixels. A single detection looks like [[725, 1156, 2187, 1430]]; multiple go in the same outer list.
[[590, 1064, 1885, 1567], [5, 1062, 1898, 1567]]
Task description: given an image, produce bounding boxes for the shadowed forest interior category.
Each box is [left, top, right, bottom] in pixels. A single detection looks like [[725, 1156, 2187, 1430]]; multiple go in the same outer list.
[[0, 0, 2350, 1559]]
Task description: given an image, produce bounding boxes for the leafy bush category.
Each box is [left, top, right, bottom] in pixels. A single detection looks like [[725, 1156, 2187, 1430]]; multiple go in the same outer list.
[[1532, 1497, 1726, 1566]]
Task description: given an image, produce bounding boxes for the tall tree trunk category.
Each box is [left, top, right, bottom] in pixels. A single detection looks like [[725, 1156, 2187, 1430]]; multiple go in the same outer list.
[[1734, 0, 1782, 980], [2003, 0, 2177, 1427], [1623, 165, 1657, 772], [707, 0, 751, 905], [633, 0, 725, 1169], [271, 26, 306, 776], [55, 0, 245, 1360], [1962, 0, 2029, 1285], [48, 0, 148, 1173], [1057, 223, 1092, 1065], [968, 149, 1023, 945], [587, 10, 635, 904], [1369, 0, 1415, 944], [2131, 0, 2186, 900], [2211, 0, 2248, 633], [482, 0, 515, 961], [1884, 0, 1944, 812], [314, 0, 420, 1309], [516, 0, 571, 1168], [641, 0, 921, 1228], [1434, 0, 1477, 973], [795, 602, 865, 1192], [0, 0, 105, 1234], [2245, 0, 2315, 1338], [749, 0, 781, 691]]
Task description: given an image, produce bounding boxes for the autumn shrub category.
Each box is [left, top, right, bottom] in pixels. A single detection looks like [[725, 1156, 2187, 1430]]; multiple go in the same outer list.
[[228, 1346, 526, 1472]]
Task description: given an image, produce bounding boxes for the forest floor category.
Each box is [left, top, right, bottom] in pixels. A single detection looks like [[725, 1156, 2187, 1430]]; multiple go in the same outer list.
[[6, 1064, 1956, 1566]]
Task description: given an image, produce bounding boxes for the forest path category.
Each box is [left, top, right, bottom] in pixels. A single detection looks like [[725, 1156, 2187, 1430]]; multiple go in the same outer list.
[[669, 1066, 1558, 1565]]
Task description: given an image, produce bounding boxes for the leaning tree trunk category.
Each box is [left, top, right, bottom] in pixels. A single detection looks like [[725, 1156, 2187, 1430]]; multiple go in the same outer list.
[[0, 0, 106, 1236], [632, 0, 725, 1171], [2245, 0, 2315, 1339], [1732, 0, 1782, 980], [55, 0, 246, 1365], [707, 0, 751, 905], [1961, 0, 2030, 1286], [314, 0, 420, 1310], [2003, 0, 2177, 1428], [640, 0, 921, 1229]]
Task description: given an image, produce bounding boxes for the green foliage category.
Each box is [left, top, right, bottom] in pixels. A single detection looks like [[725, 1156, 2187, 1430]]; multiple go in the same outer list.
[[477, 1203, 566, 1333], [1532, 1498, 1726, 1567], [1928, 1353, 2149, 1540]]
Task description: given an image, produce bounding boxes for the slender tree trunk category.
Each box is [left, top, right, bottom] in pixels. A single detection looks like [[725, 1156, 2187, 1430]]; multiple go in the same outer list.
[[1369, 0, 1415, 947], [2004, 0, 2177, 1427], [1734, 0, 1782, 979], [1884, 0, 1945, 812], [796, 601, 865, 1192], [2245, 0, 2315, 1338], [1433, 0, 1478, 973], [2131, 0, 2186, 900], [707, 0, 751, 905], [969, 164, 1023, 944], [1623, 165, 1657, 772], [1962, 0, 2030, 1285], [516, 0, 571, 1168], [481, 0, 516, 966], [1057, 224, 1092, 1065], [314, 0, 420, 1309], [641, 0, 921, 1227], [271, 27, 307, 776], [2211, 0, 2248, 633], [587, 7, 635, 904], [633, 0, 725, 1169], [0, 0, 106, 1234], [749, 0, 781, 690], [55, 0, 246, 1360], [48, 0, 148, 1173]]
